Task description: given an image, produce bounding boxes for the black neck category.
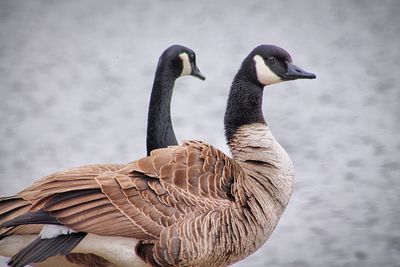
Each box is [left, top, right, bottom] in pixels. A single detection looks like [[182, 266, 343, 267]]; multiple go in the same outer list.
[[146, 65, 178, 156], [224, 70, 266, 142]]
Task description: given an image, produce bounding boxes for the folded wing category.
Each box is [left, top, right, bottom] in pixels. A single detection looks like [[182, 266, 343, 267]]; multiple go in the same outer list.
[[3, 141, 240, 239]]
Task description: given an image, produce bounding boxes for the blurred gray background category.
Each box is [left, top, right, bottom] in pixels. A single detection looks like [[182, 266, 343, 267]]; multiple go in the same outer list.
[[0, 0, 399, 266]]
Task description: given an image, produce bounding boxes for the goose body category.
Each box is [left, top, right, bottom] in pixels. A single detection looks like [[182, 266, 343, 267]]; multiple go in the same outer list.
[[0, 45, 315, 266]]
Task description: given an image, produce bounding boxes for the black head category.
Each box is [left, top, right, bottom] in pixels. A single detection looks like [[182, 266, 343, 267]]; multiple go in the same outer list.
[[240, 45, 316, 86], [158, 45, 205, 80]]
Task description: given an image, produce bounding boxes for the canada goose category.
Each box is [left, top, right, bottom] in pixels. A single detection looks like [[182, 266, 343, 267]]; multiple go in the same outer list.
[[0, 44, 315, 267], [0, 44, 205, 266]]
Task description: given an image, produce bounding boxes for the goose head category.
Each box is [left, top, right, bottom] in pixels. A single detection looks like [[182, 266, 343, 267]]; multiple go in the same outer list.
[[158, 44, 206, 80], [240, 44, 316, 86], [224, 45, 316, 142]]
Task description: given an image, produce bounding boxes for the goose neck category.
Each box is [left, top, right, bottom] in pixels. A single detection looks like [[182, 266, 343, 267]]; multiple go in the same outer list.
[[146, 67, 178, 155], [224, 76, 266, 144]]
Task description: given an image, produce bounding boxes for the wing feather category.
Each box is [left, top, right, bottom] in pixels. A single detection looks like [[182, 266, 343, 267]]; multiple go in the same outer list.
[[2, 141, 247, 266]]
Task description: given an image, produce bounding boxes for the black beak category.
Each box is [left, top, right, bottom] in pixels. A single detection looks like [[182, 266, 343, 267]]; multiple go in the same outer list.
[[190, 62, 206, 80], [281, 62, 316, 80]]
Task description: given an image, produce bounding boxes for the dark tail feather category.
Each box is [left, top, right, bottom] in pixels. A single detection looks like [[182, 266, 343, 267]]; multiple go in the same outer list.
[[7, 232, 87, 267], [1, 210, 60, 228], [0, 196, 35, 240], [0, 196, 31, 225]]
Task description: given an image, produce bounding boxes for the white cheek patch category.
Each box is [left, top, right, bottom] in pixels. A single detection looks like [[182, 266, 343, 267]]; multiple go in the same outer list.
[[179, 52, 191, 77], [40, 224, 76, 239], [253, 55, 282, 85]]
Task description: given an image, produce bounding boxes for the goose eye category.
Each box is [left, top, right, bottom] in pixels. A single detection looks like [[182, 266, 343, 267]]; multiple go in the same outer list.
[[189, 53, 195, 61], [267, 56, 276, 63]]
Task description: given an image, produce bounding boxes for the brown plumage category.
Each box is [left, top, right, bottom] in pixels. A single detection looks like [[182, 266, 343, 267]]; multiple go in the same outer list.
[[0, 44, 315, 266], [1, 137, 292, 266]]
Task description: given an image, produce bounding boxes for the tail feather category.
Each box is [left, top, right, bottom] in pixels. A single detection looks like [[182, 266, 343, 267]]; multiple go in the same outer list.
[[0, 196, 36, 239], [1, 210, 60, 228], [0, 196, 31, 226], [7, 232, 86, 267]]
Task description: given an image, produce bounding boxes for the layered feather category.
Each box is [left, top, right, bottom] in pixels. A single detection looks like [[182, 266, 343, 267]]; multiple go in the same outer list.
[[1, 134, 293, 266]]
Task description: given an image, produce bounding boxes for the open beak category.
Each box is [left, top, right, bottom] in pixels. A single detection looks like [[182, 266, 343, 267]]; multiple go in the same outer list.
[[281, 62, 316, 80], [190, 62, 206, 80]]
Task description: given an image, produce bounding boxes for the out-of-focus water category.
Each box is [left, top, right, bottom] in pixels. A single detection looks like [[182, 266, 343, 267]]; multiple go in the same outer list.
[[0, 0, 399, 266]]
